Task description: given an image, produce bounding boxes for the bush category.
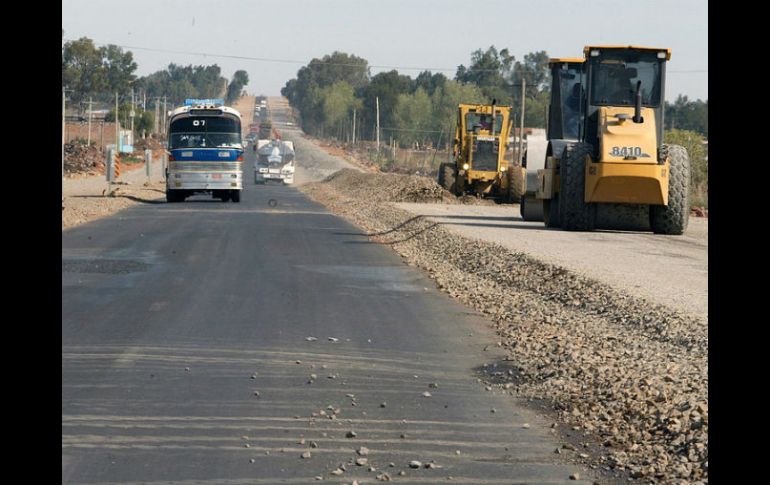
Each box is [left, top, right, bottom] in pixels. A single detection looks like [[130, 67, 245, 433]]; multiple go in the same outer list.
[[664, 129, 708, 207]]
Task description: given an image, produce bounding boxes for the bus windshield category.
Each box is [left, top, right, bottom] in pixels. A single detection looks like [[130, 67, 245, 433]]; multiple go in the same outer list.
[[169, 116, 242, 149]]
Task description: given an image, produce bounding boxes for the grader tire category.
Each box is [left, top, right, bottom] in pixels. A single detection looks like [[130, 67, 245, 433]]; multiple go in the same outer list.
[[650, 144, 690, 235]]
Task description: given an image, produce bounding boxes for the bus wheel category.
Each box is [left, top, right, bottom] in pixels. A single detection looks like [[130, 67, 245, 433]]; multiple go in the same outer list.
[[219, 190, 231, 202], [231, 190, 241, 203]]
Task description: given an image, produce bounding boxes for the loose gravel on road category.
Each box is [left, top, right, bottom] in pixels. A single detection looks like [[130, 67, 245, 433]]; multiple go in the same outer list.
[[300, 169, 708, 484]]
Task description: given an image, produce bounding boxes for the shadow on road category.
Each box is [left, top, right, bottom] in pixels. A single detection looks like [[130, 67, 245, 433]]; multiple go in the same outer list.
[[69, 194, 166, 204]]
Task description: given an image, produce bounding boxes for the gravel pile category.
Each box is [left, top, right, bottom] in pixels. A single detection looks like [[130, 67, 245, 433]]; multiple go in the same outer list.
[[301, 169, 708, 484], [322, 169, 495, 206], [64, 143, 104, 175]]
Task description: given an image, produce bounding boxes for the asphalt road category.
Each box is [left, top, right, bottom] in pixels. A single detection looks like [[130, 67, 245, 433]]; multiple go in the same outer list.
[[63, 156, 594, 482]]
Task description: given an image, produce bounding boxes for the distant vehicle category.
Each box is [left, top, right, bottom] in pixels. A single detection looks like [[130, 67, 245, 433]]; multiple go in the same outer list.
[[258, 120, 273, 139], [254, 139, 295, 185], [165, 99, 244, 203]]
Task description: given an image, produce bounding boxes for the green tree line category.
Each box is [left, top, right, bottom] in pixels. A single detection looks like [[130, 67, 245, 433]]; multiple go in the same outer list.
[[62, 34, 249, 133], [281, 47, 554, 147], [664, 96, 707, 137], [282, 47, 708, 147]]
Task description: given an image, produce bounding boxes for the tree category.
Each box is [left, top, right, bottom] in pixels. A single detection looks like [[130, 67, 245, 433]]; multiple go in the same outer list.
[[62, 37, 107, 106], [135, 110, 154, 137], [105, 102, 132, 124], [136, 63, 230, 106], [318, 81, 361, 138], [226, 70, 249, 104], [393, 87, 433, 147], [664, 129, 708, 205], [414, 71, 447, 96], [665, 95, 708, 137], [282, 51, 370, 135], [191, 64, 225, 98], [430, 80, 485, 145], [511, 50, 550, 97], [100, 44, 137, 98], [455, 46, 514, 103], [521, 90, 550, 129], [358, 70, 413, 139]]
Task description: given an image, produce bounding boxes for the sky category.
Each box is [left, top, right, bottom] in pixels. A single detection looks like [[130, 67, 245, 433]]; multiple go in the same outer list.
[[62, 0, 708, 102]]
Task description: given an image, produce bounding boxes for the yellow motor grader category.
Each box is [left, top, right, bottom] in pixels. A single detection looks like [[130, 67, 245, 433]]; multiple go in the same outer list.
[[438, 103, 514, 199]]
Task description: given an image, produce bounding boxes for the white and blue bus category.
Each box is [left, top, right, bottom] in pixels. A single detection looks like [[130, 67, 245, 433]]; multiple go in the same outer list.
[[166, 99, 244, 202]]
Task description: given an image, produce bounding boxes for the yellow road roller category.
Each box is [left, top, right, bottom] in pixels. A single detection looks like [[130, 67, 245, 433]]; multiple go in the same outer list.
[[537, 46, 689, 234]]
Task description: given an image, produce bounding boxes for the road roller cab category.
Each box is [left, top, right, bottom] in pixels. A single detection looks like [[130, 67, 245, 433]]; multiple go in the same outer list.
[[521, 57, 584, 223], [537, 46, 689, 234]]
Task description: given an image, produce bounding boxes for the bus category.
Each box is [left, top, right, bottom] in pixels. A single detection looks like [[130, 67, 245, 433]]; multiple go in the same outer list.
[[166, 99, 244, 202]]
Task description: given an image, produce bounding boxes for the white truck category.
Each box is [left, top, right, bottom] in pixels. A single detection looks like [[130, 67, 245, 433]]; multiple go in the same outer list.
[[254, 139, 295, 185]]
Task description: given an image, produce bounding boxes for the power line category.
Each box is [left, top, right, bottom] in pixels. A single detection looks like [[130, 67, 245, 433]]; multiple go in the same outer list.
[[381, 127, 444, 133], [62, 38, 707, 74]]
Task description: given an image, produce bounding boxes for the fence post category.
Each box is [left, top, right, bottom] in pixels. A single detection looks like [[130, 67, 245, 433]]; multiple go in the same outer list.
[[145, 149, 152, 184]]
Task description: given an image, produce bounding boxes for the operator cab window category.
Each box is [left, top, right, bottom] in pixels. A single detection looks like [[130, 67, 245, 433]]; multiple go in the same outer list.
[[589, 51, 662, 107], [465, 113, 503, 133]]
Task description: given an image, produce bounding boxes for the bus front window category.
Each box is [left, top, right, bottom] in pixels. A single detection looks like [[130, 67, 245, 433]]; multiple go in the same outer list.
[[169, 116, 242, 149]]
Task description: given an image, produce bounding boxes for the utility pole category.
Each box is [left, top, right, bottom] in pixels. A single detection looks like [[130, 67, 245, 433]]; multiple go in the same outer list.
[[352, 108, 356, 145], [130, 86, 135, 142], [376, 96, 380, 161], [518, 78, 526, 165], [511, 112, 517, 165], [87, 96, 93, 146], [154, 98, 160, 134], [62, 87, 66, 198], [115, 92, 120, 154], [160, 96, 168, 135]]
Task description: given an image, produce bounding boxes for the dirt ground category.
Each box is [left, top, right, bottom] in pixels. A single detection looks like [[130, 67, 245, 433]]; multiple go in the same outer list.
[[62, 155, 166, 230]]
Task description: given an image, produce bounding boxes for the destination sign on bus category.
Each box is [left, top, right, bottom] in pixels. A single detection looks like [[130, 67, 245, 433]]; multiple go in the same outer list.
[[184, 98, 224, 106]]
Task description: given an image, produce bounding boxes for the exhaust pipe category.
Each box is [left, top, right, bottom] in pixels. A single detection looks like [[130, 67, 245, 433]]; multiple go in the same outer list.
[[633, 80, 643, 123]]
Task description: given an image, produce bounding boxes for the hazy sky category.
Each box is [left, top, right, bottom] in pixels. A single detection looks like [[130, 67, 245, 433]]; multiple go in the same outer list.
[[62, 0, 708, 101]]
